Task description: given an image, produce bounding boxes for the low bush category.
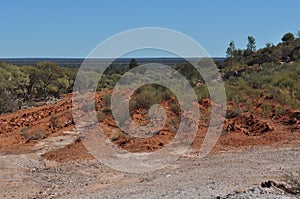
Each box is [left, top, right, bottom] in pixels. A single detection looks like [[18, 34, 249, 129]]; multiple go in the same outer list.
[[20, 128, 46, 141], [226, 105, 242, 119], [170, 103, 180, 115], [103, 94, 111, 107], [50, 116, 62, 128], [132, 84, 171, 110], [275, 106, 286, 117], [194, 84, 209, 102], [97, 112, 106, 122], [102, 108, 112, 114]]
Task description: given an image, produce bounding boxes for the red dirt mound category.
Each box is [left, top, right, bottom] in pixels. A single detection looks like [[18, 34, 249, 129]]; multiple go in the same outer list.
[[0, 93, 299, 162], [235, 114, 273, 136], [41, 139, 93, 162]]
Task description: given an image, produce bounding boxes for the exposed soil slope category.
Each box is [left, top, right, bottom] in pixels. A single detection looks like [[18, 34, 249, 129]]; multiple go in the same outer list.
[[0, 91, 299, 161]]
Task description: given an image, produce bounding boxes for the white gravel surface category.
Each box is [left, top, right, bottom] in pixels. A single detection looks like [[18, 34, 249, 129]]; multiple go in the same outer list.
[[0, 144, 299, 198]]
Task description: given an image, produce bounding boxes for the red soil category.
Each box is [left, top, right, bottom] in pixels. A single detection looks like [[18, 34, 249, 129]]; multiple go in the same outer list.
[[0, 91, 299, 162]]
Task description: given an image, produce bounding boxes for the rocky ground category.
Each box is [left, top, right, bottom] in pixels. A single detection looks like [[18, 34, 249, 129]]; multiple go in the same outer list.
[[0, 144, 299, 198], [0, 92, 299, 198]]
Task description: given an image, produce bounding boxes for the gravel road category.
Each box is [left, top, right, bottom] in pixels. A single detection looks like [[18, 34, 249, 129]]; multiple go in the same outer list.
[[0, 144, 299, 198]]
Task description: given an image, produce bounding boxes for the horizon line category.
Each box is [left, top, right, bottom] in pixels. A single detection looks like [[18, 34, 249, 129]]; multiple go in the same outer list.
[[1, 56, 226, 59]]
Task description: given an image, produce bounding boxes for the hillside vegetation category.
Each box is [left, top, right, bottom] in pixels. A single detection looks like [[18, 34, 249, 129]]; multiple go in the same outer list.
[[0, 32, 299, 116], [221, 32, 300, 112]]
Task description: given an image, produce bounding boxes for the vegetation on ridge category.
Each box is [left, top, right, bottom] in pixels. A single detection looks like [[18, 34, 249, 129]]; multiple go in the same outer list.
[[0, 32, 300, 115]]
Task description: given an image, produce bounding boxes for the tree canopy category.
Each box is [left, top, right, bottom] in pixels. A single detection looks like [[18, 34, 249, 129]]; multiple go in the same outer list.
[[281, 32, 295, 43], [246, 36, 256, 53], [0, 61, 77, 114], [129, 58, 139, 70]]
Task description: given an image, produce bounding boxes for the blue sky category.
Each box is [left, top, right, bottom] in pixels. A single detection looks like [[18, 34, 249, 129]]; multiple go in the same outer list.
[[1, 0, 300, 58]]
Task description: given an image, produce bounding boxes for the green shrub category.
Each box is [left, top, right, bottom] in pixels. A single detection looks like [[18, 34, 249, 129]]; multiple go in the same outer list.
[[133, 84, 165, 110], [102, 108, 112, 114], [103, 94, 111, 107], [262, 103, 272, 117], [226, 105, 242, 119], [110, 130, 127, 142], [165, 117, 180, 133], [194, 84, 209, 102], [97, 112, 106, 122], [50, 116, 62, 128], [111, 136, 119, 142], [170, 103, 180, 115], [20, 128, 46, 141], [275, 106, 286, 117]]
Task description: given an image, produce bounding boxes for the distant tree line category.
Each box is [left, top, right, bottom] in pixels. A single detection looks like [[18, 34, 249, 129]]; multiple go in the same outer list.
[[0, 59, 140, 114]]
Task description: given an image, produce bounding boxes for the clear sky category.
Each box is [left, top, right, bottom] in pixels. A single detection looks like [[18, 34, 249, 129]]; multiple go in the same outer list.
[[1, 0, 300, 58]]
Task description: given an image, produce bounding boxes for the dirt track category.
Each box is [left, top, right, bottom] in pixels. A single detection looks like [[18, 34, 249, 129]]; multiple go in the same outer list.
[[0, 144, 299, 198]]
